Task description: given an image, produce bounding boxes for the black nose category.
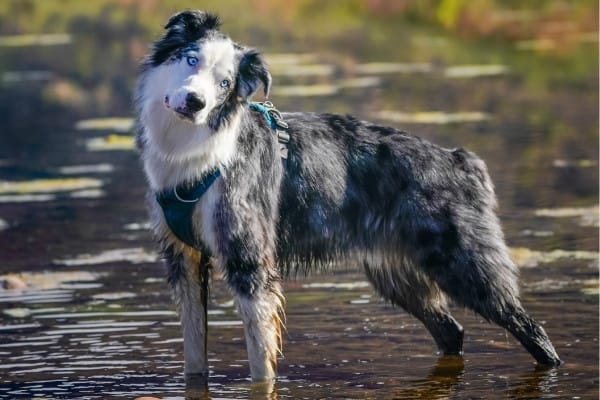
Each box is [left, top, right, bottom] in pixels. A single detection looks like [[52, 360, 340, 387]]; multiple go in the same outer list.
[[185, 93, 205, 112]]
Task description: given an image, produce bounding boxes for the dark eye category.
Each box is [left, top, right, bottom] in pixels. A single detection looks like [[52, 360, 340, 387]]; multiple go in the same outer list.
[[219, 79, 230, 89], [186, 56, 198, 66]]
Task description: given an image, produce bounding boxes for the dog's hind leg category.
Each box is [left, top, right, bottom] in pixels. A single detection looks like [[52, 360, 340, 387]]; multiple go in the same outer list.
[[165, 245, 211, 377], [439, 265, 561, 366], [420, 217, 562, 366], [440, 267, 561, 366], [364, 261, 464, 356]]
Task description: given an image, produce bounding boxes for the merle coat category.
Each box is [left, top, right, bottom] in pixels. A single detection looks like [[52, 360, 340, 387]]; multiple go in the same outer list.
[[136, 10, 561, 382]]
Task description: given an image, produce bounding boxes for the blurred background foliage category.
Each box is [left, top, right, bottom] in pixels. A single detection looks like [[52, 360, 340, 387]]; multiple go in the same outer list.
[[0, 0, 596, 109], [0, 0, 597, 208]]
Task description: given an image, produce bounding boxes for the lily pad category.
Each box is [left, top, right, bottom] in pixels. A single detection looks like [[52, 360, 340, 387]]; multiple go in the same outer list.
[[0, 178, 102, 194]]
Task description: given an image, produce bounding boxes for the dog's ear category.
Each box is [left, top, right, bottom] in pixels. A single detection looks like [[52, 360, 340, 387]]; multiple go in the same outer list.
[[237, 49, 272, 100], [164, 10, 220, 41], [150, 10, 221, 66]]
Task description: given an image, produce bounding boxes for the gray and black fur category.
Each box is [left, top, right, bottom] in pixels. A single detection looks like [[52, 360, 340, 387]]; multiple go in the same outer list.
[[137, 10, 561, 381]]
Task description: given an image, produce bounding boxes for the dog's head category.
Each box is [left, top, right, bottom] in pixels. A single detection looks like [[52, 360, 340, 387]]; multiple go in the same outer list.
[[139, 10, 271, 129]]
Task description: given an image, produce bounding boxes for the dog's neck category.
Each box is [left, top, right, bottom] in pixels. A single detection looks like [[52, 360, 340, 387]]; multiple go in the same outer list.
[[141, 107, 242, 190]]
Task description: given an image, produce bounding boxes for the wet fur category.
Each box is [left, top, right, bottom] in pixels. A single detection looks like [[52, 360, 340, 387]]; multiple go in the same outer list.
[[136, 10, 561, 382]]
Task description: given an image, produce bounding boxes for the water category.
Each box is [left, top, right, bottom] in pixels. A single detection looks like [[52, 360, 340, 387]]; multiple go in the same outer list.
[[0, 2, 597, 399]]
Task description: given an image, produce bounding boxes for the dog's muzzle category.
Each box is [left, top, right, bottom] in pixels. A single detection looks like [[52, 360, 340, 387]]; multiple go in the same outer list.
[[165, 93, 206, 121]]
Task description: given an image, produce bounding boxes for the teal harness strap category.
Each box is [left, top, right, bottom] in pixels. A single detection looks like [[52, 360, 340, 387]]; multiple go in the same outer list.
[[249, 101, 290, 159], [156, 168, 221, 248]]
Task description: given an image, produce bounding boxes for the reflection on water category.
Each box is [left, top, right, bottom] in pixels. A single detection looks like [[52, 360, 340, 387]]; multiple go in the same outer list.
[[3, 268, 595, 399], [0, 1, 597, 398]]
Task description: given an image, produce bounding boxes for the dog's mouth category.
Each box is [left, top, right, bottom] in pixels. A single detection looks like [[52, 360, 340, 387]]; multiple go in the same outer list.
[[174, 108, 197, 122]]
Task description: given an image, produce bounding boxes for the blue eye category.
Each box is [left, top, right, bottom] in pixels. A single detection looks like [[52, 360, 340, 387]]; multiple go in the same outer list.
[[186, 56, 198, 66], [220, 79, 230, 89]]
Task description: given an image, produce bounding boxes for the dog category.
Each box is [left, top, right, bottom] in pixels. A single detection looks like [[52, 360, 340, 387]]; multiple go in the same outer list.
[[135, 10, 561, 382]]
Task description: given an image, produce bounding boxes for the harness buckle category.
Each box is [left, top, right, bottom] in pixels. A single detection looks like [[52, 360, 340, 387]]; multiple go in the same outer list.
[[249, 101, 291, 160]]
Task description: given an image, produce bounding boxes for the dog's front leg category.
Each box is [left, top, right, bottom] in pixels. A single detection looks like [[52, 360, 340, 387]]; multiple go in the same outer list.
[[166, 246, 211, 378], [233, 272, 284, 382]]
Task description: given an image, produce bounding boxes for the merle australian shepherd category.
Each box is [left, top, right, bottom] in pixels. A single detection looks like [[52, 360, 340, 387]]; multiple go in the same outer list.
[[135, 10, 561, 382]]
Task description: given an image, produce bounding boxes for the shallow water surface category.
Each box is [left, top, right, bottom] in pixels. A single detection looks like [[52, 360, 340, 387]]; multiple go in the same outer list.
[[0, 2, 597, 399]]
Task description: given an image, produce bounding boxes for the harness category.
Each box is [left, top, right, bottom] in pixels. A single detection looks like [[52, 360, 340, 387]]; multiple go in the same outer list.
[[155, 101, 289, 248]]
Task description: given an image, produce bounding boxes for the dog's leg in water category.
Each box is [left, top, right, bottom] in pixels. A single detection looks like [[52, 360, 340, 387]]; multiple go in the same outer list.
[[235, 277, 284, 382], [427, 240, 562, 366], [364, 262, 464, 355], [166, 246, 211, 378]]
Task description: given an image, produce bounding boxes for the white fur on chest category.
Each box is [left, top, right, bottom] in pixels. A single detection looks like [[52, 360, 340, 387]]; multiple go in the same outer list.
[[141, 111, 240, 190]]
